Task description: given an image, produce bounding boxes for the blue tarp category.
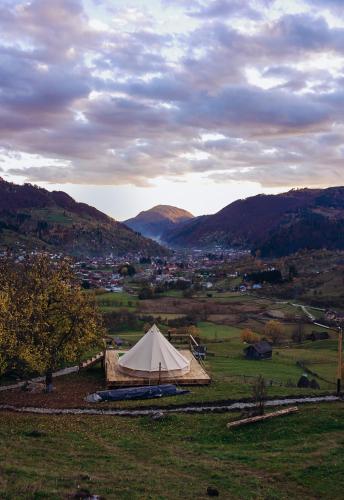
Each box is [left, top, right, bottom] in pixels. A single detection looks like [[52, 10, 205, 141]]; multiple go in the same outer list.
[[86, 384, 189, 402]]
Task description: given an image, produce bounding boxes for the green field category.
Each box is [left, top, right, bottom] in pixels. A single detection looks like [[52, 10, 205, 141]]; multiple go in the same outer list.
[[100, 312, 338, 406], [198, 322, 243, 340], [96, 318, 338, 409], [94, 292, 138, 310], [0, 403, 343, 499], [32, 208, 75, 225]]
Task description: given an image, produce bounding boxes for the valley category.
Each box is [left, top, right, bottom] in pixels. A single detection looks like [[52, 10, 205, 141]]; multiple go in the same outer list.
[[1, 184, 344, 499]]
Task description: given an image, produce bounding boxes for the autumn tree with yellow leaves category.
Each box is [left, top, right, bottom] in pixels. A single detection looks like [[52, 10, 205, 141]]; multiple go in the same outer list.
[[264, 320, 284, 345], [0, 255, 105, 390], [0, 286, 18, 376]]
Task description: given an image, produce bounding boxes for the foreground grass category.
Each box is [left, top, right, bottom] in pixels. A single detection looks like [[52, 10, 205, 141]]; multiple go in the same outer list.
[[0, 403, 343, 499]]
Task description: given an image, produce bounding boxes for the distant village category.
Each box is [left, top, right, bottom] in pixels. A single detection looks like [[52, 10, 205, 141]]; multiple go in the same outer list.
[[0, 246, 285, 295], [72, 248, 253, 293]]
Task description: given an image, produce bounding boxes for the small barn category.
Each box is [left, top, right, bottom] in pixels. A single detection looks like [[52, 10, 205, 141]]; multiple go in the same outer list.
[[306, 331, 329, 342], [244, 341, 272, 360]]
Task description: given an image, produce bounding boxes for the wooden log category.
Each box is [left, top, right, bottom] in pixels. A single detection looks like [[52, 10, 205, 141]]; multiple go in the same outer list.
[[227, 406, 299, 428]]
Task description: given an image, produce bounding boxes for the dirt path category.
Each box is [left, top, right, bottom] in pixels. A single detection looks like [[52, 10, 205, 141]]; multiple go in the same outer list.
[[0, 395, 340, 417], [274, 299, 331, 329], [291, 303, 316, 322], [0, 352, 104, 393]]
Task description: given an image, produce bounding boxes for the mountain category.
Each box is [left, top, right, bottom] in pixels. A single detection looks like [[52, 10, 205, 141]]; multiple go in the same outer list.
[[124, 205, 194, 241], [0, 179, 167, 257], [164, 187, 344, 257]]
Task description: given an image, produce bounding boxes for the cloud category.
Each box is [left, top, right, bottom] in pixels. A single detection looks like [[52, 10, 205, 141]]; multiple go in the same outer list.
[[188, 0, 261, 20], [178, 85, 331, 131], [1, 0, 344, 192], [113, 76, 191, 102], [263, 14, 344, 54], [305, 0, 344, 11]]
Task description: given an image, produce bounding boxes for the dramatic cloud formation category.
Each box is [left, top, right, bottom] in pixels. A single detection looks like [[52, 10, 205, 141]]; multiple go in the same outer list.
[[1, 0, 344, 196]]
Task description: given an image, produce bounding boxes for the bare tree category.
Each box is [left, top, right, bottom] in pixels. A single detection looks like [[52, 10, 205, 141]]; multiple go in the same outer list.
[[252, 375, 267, 415]]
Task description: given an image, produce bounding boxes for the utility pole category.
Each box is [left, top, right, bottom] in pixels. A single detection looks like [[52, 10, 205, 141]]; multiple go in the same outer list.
[[337, 326, 343, 395]]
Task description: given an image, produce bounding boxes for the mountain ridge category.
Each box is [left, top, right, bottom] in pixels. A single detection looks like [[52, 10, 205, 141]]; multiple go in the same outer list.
[[0, 179, 168, 257], [163, 186, 344, 256]]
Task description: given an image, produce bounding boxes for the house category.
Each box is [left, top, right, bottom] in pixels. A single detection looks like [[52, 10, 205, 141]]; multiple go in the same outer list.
[[244, 341, 272, 360], [306, 331, 329, 341]]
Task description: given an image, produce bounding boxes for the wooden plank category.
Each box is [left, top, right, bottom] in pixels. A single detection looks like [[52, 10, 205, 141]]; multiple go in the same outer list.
[[189, 335, 198, 346], [80, 352, 104, 369], [227, 406, 299, 428]]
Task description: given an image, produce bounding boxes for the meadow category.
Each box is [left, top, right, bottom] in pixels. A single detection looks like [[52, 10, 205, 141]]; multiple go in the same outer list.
[[0, 403, 343, 499], [1, 288, 342, 499]]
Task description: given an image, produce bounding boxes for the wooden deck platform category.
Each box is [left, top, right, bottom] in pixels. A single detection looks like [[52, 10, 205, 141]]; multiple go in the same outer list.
[[105, 349, 211, 387]]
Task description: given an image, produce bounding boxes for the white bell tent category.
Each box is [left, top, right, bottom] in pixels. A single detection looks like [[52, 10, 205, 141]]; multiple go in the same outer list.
[[118, 324, 190, 379]]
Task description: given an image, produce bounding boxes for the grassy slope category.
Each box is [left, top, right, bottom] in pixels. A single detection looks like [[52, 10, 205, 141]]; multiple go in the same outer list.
[[1, 288, 342, 498], [0, 403, 343, 499]]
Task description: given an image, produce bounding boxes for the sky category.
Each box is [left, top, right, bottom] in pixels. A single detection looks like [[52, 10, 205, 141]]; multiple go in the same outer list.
[[1, 0, 344, 220]]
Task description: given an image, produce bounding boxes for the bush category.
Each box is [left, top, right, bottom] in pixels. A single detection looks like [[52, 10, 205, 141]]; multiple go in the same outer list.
[[167, 315, 198, 328], [138, 287, 155, 300], [240, 328, 260, 344], [103, 310, 141, 332]]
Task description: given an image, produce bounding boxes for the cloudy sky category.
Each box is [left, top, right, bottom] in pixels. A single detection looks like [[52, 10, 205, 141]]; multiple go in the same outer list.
[[1, 0, 344, 219]]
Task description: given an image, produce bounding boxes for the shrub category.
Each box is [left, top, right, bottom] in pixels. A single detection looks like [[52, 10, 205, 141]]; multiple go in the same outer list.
[[138, 287, 155, 300], [241, 328, 260, 344]]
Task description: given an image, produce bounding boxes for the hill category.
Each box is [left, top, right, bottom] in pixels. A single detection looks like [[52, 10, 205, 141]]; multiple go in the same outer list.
[[0, 179, 167, 257], [164, 187, 344, 256], [124, 204, 194, 240]]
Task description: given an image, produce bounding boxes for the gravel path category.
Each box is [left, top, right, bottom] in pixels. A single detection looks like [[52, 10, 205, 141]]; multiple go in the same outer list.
[[0, 395, 340, 417], [0, 366, 79, 392]]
